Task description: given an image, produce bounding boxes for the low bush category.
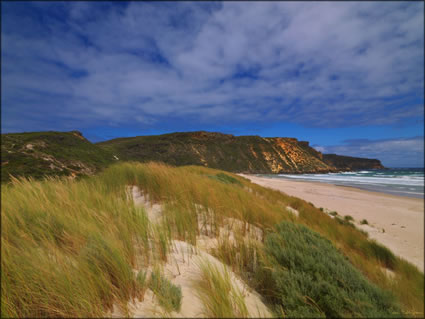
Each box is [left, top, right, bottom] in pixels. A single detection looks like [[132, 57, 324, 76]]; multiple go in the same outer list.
[[262, 221, 402, 318], [335, 216, 355, 228], [360, 219, 369, 225], [344, 215, 354, 221]]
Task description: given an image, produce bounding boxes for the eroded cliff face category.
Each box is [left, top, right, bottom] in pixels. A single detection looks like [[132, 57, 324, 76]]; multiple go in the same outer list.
[[261, 137, 335, 173], [98, 131, 344, 174]]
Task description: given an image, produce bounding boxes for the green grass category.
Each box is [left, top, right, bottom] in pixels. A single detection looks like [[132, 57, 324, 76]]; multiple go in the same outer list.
[[360, 240, 397, 270], [208, 172, 243, 186], [149, 267, 182, 313], [1, 162, 423, 317]]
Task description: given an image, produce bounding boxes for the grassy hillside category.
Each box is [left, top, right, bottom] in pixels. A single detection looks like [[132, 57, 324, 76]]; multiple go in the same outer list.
[[97, 131, 338, 173], [1, 131, 116, 183], [2, 162, 422, 317]]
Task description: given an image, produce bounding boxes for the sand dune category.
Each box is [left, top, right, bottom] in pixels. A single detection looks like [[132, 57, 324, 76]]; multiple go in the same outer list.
[[110, 186, 272, 318], [239, 174, 424, 272]]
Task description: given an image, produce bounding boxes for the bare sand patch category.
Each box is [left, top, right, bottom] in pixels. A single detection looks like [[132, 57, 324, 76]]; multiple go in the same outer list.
[[128, 185, 163, 224], [111, 239, 271, 318], [239, 174, 424, 272], [110, 186, 272, 318]]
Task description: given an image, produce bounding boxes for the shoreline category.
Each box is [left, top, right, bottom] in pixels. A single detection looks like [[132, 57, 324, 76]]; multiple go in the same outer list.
[[255, 173, 424, 199], [239, 174, 424, 272]]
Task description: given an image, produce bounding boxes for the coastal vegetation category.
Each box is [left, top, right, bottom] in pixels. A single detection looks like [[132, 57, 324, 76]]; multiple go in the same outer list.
[[361, 219, 369, 225], [0, 130, 386, 184], [262, 222, 400, 317], [149, 267, 182, 312], [1, 131, 115, 183], [1, 162, 423, 317]]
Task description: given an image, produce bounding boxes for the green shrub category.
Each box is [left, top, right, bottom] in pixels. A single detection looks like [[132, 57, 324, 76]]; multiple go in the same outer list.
[[262, 221, 402, 318], [329, 211, 338, 216], [344, 215, 354, 222], [149, 268, 182, 312], [335, 216, 355, 228], [360, 219, 369, 225]]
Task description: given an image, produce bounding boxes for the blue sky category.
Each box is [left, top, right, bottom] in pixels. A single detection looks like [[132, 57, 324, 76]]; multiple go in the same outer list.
[[2, 1, 424, 167]]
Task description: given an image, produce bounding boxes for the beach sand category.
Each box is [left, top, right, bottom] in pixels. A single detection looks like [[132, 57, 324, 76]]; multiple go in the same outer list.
[[239, 174, 424, 272]]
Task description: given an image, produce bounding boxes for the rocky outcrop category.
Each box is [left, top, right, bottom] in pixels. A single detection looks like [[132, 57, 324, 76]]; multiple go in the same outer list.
[[322, 154, 385, 171]]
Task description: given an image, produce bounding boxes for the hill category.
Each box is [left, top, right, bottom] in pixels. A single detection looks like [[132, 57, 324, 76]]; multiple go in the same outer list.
[[1, 131, 116, 182], [323, 153, 385, 170], [98, 131, 384, 173], [1, 130, 385, 183]]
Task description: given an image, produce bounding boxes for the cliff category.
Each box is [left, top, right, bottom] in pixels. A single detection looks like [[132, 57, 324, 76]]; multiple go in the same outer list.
[[322, 154, 385, 171], [98, 131, 345, 174]]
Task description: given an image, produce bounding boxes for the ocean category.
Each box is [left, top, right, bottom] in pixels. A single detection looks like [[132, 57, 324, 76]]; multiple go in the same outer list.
[[261, 168, 424, 199]]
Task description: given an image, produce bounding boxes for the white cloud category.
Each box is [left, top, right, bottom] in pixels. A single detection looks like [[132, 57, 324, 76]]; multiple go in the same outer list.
[[2, 1, 424, 132]]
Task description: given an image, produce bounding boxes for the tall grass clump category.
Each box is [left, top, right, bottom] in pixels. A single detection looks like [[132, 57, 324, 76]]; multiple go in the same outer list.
[[360, 240, 397, 270], [194, 259, 249, 318], [149, 267, 182, 313], [262, 221, 402, 318], [1, 175, 150, 317]]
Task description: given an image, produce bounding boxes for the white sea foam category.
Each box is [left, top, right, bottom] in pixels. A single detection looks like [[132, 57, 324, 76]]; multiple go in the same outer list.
[[276, 169, 424, 198], [281, 174, 423, 186]]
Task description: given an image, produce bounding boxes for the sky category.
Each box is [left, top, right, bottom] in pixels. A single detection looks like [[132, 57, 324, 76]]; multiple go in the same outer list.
[[1, 1, 424, 167]]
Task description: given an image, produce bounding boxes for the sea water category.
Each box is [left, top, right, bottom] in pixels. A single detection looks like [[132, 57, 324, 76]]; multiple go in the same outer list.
[[262, 168, 424, 199]]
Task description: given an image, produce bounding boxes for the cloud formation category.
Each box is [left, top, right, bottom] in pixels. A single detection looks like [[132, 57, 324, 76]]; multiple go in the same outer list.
[[2, 2, 424, 133], [314, 136, 424, 168]]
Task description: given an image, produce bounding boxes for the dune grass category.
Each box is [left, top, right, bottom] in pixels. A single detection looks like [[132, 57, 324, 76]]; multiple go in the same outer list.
[[2, 162, 424, 317], [194, 259, 249, 318], [149, 267, 182, 313], [1, 178, 144, 317]]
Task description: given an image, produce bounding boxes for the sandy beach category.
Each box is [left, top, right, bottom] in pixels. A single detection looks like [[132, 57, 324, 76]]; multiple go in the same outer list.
[[240, 174, 424, 272]]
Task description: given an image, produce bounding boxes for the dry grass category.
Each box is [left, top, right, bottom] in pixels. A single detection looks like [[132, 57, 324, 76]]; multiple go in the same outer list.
[[193, 259, 249, 318], [2, 162, 423, 317]]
